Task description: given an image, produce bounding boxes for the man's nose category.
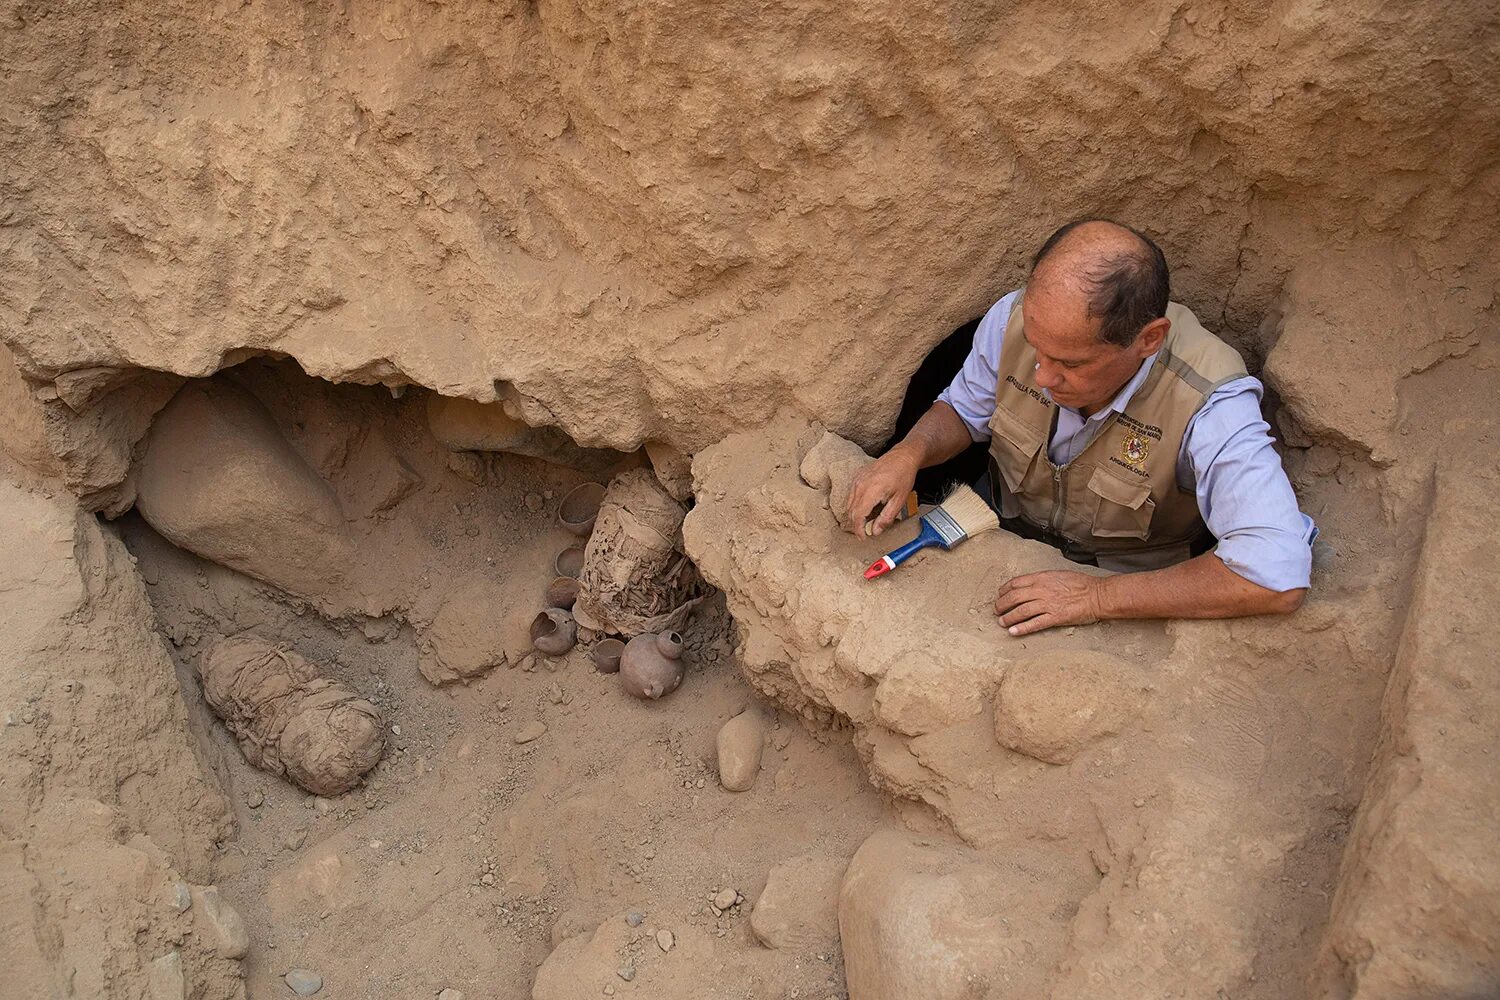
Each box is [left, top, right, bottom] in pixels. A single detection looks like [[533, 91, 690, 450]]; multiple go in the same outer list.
[[1034, 360, 1062, 389]]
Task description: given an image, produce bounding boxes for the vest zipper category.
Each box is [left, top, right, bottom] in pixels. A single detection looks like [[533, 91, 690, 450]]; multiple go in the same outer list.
[[1048, 462, 1064, 533]]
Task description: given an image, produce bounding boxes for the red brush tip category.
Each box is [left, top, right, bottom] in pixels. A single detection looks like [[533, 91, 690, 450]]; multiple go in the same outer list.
[[864, 556, 894, 580]]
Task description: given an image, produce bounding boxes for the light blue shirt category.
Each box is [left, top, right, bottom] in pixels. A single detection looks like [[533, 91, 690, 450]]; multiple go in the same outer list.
[[936, 289, 1315, 592]]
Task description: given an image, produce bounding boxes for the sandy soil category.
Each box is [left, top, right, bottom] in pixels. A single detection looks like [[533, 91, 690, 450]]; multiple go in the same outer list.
[[111, 363, 885, 998]]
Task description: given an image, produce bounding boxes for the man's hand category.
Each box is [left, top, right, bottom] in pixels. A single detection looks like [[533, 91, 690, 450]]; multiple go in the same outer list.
[[845, 445, 920, 537], [994, 570, 1105, 636]]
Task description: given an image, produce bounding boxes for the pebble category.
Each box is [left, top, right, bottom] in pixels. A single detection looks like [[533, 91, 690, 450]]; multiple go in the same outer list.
[[284, 828, 307, 851], [480, 873, 496, 887], [716, 709, 767, 792], [616, 964, 635, 982], [196, 887, 250, 958], [524, 492, 544, 512], [246, 790, 264, 809], [437, 990, 465, 1000], [656, 929, 675, 952], [171, 882, 192, 913], [514, 721, 547, 744], [714, 887, 738, 911], [147, 951, 183, 999], [285, 969, 323, 996], [625, 911, 644, 927]]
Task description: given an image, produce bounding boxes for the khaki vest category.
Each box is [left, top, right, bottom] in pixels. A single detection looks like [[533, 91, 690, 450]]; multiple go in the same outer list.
[[986, 292, 1247, 572]]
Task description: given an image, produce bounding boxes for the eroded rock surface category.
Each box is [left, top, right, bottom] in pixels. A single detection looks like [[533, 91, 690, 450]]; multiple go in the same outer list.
[[3, 3, 1494, 491], [0, 467, 238, 997], [1311, 449, 1500, 998], [683, 416, 1424, 997], [993, 652, 1149, 765], [751, 854, 846, 951], [135, 381, 353, 602]]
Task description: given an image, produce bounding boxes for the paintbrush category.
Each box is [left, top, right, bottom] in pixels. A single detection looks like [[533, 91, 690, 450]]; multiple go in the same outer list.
[[863, 483, 999, 579]]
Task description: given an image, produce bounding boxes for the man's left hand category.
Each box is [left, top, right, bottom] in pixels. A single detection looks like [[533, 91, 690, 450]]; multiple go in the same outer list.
[[994, 570, 1106, 636]]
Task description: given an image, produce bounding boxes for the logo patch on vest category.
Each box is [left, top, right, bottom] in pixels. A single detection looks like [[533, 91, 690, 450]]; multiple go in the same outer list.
[[1121, 432, 1150, 469]]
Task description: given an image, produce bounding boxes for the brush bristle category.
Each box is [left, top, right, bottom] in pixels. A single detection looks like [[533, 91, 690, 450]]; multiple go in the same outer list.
[[937, 484, 1000, 538]]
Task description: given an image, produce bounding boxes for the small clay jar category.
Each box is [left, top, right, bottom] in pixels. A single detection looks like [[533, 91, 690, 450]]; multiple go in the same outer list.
[[531, 608, 578, 656], [619, 630, 685, 700], [544, 576, 580, 610], [555, 545, 585, 579], [592, 638, 625, 674], [558, 482, 607, 537]]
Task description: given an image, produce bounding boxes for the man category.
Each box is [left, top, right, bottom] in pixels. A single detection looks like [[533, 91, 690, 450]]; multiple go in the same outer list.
[[847, 219, 1315, 636]]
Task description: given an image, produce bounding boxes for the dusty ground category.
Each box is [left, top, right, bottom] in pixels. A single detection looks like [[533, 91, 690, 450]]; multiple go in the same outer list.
[[103, 362, 885, 999], [120, 515, 882, 999]]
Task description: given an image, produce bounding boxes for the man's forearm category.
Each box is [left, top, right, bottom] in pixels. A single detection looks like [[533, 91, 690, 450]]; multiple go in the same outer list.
[[887, 402, 975, 470], [1095, 552, 1306, 621]]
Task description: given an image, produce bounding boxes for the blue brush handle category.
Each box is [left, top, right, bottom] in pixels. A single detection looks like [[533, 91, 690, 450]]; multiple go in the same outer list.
[[884, 519, 944, 568]]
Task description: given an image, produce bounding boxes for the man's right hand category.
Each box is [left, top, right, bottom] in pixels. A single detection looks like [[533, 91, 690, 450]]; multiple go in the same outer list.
[[845, 445, 921, 537]]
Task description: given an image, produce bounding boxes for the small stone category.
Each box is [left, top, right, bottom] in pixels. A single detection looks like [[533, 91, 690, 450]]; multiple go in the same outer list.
[[714, 887, 738, 911], [391, 725, 402, 737], [524, 492, 544, 512], [603, 987, 615, 997], [1133, 798, 1146, 808], [514, 721, 547, 744], [547, 682, 564, 705], [626, 911, 644, 927], [437, 990, 465, 1000], [616, 964, 635, 982], [314, 797, 333, 814], [717, 709, 767, 792], [283, 828, 307, 851], [170, 881, 192, 913], [656, 928, 675, 952], [480, 873, 496, 886], [194, 887, 250, 958], [148, 951, 185, 1000], [285, 969, 323, 996], [245, 790, 264, 809]]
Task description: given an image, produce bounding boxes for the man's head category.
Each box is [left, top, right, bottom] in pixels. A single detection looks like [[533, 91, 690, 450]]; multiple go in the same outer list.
[[1021, 219, 1171, 414]]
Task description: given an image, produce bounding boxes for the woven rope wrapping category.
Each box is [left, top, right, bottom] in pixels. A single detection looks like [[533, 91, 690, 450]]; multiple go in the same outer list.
[[200, 635, 384, 795], [573, 469, 706, 637]]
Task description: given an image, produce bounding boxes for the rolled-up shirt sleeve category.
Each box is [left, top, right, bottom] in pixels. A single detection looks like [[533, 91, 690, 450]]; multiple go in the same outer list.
[[1181, 377, 1316, 592], [935, 289, 1020, 442]]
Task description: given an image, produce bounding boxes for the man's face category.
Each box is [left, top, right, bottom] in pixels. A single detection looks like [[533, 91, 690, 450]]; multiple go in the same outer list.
[[1021, 284, 1154, 415]]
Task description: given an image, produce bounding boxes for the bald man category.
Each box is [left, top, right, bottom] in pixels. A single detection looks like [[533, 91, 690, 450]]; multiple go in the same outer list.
[[847, 219, 1316, 635]]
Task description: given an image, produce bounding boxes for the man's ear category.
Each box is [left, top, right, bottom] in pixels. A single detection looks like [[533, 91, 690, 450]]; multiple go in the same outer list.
[[1135, 316, 1170, 358]]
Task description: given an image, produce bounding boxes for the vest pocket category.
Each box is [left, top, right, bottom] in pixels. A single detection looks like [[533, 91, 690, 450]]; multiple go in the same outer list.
[[1087, 467, 1155, 539], [987, 406, 1041, 493]]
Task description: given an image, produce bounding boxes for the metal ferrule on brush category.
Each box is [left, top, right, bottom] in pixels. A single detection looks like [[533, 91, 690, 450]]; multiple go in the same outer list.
[[923, 506, 968, 548]]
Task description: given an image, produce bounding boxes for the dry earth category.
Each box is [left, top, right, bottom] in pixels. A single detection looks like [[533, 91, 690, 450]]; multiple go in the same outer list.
[[2, 2, 1499, 999]]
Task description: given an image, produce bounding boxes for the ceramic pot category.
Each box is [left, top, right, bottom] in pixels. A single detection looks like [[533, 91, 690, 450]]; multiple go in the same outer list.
[[544, 576, 580, 610], [592, 638, 625, 674], [555, 545, 585, 579], [531, 608, 578, 656], [558, 482, 607, 537], [620, 630, 685, 700]]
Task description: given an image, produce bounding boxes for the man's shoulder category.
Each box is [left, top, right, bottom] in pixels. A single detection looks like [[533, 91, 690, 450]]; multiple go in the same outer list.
[[974, 288, 1025, 352]]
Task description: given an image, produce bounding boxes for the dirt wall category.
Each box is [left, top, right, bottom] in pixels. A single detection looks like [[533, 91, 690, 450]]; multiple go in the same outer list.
[[3, 0, 1496, 466]]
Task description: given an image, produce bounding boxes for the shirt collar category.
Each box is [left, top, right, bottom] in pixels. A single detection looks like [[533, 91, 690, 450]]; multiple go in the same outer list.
[[1044, 352, 1159, 420]]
